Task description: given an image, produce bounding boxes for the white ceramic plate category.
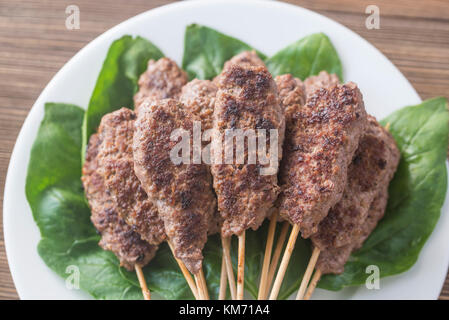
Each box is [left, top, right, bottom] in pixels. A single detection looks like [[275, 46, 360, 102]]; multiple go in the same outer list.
[[4, 0, 449, 300]]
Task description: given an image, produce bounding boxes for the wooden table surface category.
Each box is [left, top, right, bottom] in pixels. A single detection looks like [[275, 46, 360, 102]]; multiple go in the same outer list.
[[1, 0, 448, 300]]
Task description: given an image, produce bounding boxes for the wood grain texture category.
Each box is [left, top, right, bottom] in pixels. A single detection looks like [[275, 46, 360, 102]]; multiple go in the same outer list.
[[0, 0, 448, 300]]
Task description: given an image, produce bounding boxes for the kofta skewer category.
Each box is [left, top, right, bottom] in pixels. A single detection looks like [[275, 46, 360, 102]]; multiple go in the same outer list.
[[216, 53, 283, 299], [95, 108, 201, 299], [263, 72, 338, 299], [260, 72, 334, 299], [263, 72, 332, 299], [96, 109, 167, 247], [82, 133, 157, 300], [133, 99, 216, 300], [135, 58, 205, 298], [256, 74, 307, 300], [214, 51, 269, 299], [298, 117, 400, 300], [272, 74, 311, 301], [212, 55, 285, 299], [134, 57, 188, 112], [179, 77, 222, 240], [269, 81, 367, 300], [310, 117, 399, 251], [180, 78, 222, 300], [304, 187, 393, 300]]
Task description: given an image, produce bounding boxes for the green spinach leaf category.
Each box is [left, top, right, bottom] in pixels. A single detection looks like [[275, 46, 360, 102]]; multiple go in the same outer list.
[[182, 24, 266, 80], [319, 97, 449, 290], [266, 33, 343, 80], [81, 36, 164, 160]]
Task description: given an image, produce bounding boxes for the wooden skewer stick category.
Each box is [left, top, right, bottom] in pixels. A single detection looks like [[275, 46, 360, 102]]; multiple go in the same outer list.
[[198, 268, 210, 300], [269, 224, 300, 300], [222, 236, 237, 300], [264, 221, 290, 299], [135, 264, 151, 300], [304, 269, 322, 300], [194, 272, 208, 300], [258, 211, 278, 299], [168, 242, 200, 299], [194, 274, 204, 300], [296, 247, 321, 300], [237, 231, 246, 300], [219, 255, 228, 300]]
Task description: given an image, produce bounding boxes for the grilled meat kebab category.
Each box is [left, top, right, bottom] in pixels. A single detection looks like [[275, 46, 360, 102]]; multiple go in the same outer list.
[[315, 187, 391, 274], [313, 117, 400, 274], [304, 71, 340, 98], [272, 74, 305, 224], [222, 50, 265, 70], [278, 81, 368, 238], [179, 79, 217, 132], [133, 98, 216, 275], [213, 51, 265, 84], [179, 79, 221, 234], [82, 133, 157, 271], [134, 57, 188, 112], [312, 116, 400, 249], [96, 108, 166, 246], [275, 74, 306, 139], [212, 62, 285, 237]]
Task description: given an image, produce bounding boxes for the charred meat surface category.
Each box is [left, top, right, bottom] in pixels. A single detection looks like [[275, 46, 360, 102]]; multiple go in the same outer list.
[[212, 64, 285, 237], [214, 51, 266, 84], [313, 243, 352, 275], [316, 186, 390, 274], [134, 57, 188, 112], [133, 99, 216, 274], [304, 71, 340, 98], [179, 79, 221, 235], [278, 82, 367, 238], [272, 74, 306, 221], [314, 117, 400, 275], [82, 133, 157, 271], [222, 50, 265, 71], [180, 79, 217, 132], [96, 108, 166, 246], [275, 74, 306, 133], [355, 185, 390, 250], [312, 116, 400, 249]]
